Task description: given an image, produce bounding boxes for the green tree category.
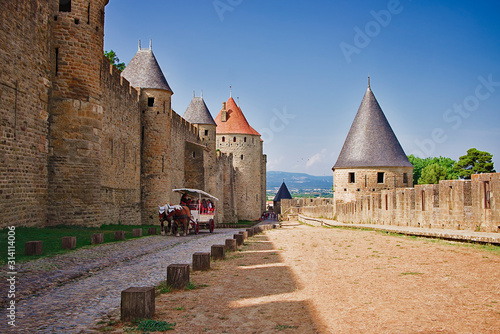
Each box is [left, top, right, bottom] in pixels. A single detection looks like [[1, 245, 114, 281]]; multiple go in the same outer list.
[[418, 163, 449, 184], [453, 148, 495, 179], [408, 155, 458, 184], [104, 50, 125, 71]]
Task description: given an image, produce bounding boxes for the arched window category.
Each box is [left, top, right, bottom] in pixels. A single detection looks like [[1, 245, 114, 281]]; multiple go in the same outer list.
[[233, 137, 236, 142], [222, 136, 225, 142], [244, 137, 247, 142]]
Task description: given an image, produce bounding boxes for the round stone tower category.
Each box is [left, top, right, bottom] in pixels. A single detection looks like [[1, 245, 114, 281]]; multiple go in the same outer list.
[[121, 40, 174, 224], [215, 97, 264, 221], [182, 92, 217, 195], [332, 79, 414, 204], [47, 0, 110, 226]]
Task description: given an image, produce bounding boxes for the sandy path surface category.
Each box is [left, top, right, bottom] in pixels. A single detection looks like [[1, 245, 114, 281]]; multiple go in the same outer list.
[[108, 221, 500, 334]]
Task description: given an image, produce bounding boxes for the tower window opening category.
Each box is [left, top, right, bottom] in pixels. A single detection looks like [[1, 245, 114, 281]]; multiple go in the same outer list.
[[193, 151, 196, 158], [244, 137, 247, 142], [59, 0, 71, 12], [148, 97, 155, 107], [348, 172, 355, 183], [222, 136, 225, 142], [377, 172, 385, 184], [87, 3, 90, 24], [74, 18, 79, 25], [241, 154, 243, 160], [233, 137, 236, 142], [204, 130, 208, 136], [403, 172, 408, 184]]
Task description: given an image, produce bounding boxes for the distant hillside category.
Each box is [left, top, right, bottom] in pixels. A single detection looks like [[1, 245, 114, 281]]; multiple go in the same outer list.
[[267, 171, 332, 192]]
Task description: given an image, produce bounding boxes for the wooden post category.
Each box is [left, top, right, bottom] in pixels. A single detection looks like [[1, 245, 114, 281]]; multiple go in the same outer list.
[[167, 264, 190, 289], [25, 241, 43, 256], [133, 228, 142, 237], [62, 236, 76, 250], [239, 231, 248, 240], [211, 244, 225, 260], [91, 233, 104, 245], [233, 233, 244, 246], [192, 252, 210, 271], [121, 287, 155, 322], [114, 231, 126, 241], [225, 238, 237, 252], [246, 228, 253, 237], [148, 227, 157, 235]]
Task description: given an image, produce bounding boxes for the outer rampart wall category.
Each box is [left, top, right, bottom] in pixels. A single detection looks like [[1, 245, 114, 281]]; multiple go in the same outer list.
[[281, 173, 500, 233]]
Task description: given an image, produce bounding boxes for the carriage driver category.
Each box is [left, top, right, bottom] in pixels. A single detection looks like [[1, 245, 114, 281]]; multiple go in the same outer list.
[[180, 193, 191, 207]]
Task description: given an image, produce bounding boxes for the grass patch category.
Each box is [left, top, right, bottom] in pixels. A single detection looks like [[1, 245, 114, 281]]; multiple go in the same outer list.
[[155, 281, 172, 295], [275, 324, 299, 330], [400, 272, 424, 276], [0, 223, 159, 264], [185, 282, 209, 291], [133, 319, 175, 332]]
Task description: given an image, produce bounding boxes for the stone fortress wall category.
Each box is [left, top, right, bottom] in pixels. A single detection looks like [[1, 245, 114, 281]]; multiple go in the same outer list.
[[281, 172, 500, 233], [0, 0, 263, 228]]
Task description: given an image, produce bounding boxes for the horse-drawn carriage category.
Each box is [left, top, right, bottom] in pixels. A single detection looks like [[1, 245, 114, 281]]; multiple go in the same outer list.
[[159, 188, 218, 236]]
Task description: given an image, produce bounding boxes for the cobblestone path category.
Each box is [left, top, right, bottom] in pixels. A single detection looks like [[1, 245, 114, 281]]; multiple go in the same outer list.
[[1, 229, 240, 333]]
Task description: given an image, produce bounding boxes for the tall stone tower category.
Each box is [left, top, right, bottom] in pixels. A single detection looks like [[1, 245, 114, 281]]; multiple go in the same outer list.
[[48, 0, 110, 226], [332, 79, 413, 204], [182, 93, 217, 194], [215, 97, 266, 221], [121, 41, 174, 224]]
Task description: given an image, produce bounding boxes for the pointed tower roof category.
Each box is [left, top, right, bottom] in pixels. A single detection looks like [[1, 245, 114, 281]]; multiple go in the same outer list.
[[273, 181, 292, 202], [214, 97, 260, 136], [183, 95, 216, 125], [121, 42, 173, 93], [333, 81, 412, 169]]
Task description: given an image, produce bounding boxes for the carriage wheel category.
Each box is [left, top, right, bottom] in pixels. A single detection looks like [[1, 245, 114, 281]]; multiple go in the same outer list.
[[195, 221, 199, 235], [209, 219, 214, 233]]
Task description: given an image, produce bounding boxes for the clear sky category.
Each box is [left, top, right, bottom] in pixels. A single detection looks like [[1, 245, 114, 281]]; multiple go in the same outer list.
[[104, 0, 500, 176]]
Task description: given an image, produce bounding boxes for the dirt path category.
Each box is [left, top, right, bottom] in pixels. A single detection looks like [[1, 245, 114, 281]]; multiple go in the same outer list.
[[108, 221, 500, 334]]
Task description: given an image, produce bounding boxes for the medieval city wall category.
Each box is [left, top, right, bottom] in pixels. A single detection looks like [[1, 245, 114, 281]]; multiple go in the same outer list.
[[281, 173, 500, 233], [212, 151, 238, 224], [0, 0, 53, 228], [99, 62, 141, 225]]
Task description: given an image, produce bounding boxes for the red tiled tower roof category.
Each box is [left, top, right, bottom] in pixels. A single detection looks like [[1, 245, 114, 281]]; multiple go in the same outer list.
[[214, 97, 260, 136]]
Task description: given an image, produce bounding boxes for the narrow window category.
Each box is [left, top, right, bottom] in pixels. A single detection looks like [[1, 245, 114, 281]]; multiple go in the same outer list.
[[55, 48, 59, 76], [162, 156, 164, 173], [193, 151, 196, 158], [349, 172, 355, 183], [222, 136, 225, 142], [204, 130, 208, 136], [240, 154, 243, 160], [74, 18, 79, 25], [364, 175, 367, 187], [403, 173, 408, 184], [141, 126, 144, 142], [87, 3, 91, 24], [148, 97, 155, 107], [421, 190, 425, 211], [233, 137, 236, 142], [163, 101, 166, 113], [59, 0, 71, 12], [377, 172, 384, 184], [484, 181, 491, 209], [244, 137, 247, 142], [385, 194, 388, 210]]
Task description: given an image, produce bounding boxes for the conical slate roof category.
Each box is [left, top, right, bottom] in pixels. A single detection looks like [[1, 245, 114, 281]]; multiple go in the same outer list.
[[333, 83, 412, 169], [121, 46, 173, 92], [183, 96, 216, 125], [273, 181, 292, 202], [214, 97, 260, 136]]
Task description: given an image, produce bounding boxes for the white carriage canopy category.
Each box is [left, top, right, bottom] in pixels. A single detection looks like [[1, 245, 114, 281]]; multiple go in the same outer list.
[[172, 188, 219, 201]]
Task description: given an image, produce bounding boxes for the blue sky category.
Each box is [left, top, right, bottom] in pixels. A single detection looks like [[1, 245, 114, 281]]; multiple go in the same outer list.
[[104, 0, 500, 176]]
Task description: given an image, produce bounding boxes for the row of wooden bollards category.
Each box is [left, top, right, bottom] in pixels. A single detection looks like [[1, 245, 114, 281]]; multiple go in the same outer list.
[[120, 223, 279, 322], [24, 228, 161, 256]]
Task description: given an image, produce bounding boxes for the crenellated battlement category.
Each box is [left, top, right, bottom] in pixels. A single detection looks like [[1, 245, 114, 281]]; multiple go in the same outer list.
[[171, 110, 198, 136], [281, 173, 500, 233], [101, 56, 139, 101]]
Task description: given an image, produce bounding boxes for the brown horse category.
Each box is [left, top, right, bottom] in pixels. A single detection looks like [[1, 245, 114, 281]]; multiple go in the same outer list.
[[165, 204, 192, 237]]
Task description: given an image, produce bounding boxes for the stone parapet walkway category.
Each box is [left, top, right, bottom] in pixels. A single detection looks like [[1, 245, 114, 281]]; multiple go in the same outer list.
[[1, 228, 241, 333], [297, 214, 500, 245]]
